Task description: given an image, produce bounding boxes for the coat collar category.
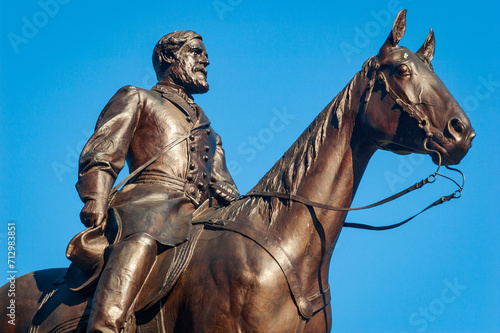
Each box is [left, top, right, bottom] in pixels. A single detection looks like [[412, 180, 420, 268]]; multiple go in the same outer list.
[[151, 84, 211, 129]]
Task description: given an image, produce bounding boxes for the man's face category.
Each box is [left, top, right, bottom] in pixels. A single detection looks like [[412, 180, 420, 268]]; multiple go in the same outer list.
[[170, 38, 210, 94]]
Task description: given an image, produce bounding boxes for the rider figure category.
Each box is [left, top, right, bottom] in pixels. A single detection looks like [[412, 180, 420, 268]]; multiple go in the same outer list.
[[75, 30, 239, 333]]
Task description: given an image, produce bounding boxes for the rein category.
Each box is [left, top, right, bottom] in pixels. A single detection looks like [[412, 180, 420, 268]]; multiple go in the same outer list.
[[243, 160, 464, 230]]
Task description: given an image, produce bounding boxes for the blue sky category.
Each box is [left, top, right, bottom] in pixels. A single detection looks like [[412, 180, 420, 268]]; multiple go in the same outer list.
[[1, 0, 499, 332]]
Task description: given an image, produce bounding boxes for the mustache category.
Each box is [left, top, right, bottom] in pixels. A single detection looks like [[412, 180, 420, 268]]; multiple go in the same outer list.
[[193, 65, 207, 75]]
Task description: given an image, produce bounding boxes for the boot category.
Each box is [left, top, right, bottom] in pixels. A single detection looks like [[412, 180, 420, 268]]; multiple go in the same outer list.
[[86, 233, 157, 333]]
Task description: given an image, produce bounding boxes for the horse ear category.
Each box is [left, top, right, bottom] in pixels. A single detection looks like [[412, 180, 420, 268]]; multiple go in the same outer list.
[[417, 28, 435, 61], [380, 9, 407, 55]]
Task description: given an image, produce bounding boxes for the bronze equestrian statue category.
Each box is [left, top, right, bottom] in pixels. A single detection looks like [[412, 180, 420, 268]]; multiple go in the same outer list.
[[0, 10, 475, 333]]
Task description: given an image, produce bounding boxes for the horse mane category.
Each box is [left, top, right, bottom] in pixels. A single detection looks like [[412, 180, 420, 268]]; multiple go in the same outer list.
[[252, 57, 377, 194], [214, 57, 378, 226]]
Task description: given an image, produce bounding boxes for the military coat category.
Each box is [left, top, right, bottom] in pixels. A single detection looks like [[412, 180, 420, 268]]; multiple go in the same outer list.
[[76, 84, 238, 246]]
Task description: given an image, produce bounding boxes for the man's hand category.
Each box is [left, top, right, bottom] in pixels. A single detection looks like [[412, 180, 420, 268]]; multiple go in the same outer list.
[[210, 182, 241, 205], [80, 199, 108, 228]]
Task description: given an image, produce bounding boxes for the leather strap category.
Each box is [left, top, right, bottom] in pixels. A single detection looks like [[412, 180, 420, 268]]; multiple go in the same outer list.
[[108, 134, 189, 199], [242, 165, 464, 231], [136, 302, 164, 333], [244, 176, 432, 213], [243, 189, 459, 231], [343, 193, 456, 230]]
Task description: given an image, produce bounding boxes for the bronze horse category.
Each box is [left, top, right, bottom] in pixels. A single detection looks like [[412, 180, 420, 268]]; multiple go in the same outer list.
[[0, 10, 474, 333]]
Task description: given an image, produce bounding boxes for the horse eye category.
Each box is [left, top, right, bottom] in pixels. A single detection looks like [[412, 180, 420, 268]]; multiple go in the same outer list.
[[395, 64, 411, 77]]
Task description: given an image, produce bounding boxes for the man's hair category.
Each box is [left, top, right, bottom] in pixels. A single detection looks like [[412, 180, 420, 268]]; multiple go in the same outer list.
[[152, 30, 202, 81]]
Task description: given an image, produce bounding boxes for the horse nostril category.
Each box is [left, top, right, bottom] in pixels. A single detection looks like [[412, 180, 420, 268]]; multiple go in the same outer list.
[[449, 118, 464, 134], [446, 118, 475, 144]]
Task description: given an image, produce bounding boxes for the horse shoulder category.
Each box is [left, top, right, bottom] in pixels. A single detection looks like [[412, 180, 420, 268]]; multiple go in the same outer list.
[[179, 229, 303, 332]]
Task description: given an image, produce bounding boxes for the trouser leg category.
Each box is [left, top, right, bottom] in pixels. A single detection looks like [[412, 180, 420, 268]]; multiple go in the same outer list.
[[86, 233, 157, 333]]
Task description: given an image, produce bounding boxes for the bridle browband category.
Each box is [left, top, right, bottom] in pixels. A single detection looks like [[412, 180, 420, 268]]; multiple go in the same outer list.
[[240, 59, 466, 231]]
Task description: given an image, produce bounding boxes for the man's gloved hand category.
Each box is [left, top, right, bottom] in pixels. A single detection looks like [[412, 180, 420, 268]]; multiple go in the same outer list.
[[209, 182, 241, 205], [80, 199, 108, 228]]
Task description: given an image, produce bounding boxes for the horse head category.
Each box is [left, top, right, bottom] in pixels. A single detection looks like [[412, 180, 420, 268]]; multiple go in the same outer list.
[[358, 10, 475, 165]]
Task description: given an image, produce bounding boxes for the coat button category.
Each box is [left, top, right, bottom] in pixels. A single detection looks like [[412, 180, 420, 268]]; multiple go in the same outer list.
[[187, 174, 193, 181], [206, 129, 211, 135], [190, 145, 196, 151], [204, 145, 210, 152], [203, 156, 209, 162], [189, 135, 195, 141], [202, 172, 207, 178], [188, 186, 196, 195], [189, 163, 196, 170], [197, 182, 204, 189]]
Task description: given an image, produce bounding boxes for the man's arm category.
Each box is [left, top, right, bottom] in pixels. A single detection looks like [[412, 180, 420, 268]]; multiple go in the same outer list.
[[210, 133, 240, 204], [77, 86, 142, 227]]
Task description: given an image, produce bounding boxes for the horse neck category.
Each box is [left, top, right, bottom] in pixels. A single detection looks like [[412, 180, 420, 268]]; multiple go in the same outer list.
[[250, 68, 376, 287]]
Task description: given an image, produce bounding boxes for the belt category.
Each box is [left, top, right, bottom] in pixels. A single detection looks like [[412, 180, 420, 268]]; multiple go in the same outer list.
[[134, 173, 187, 192]]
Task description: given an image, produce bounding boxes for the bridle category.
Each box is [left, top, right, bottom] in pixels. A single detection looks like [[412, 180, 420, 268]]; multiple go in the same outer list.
[[376, 69, 434, 140], [241, 62, 466, 231]]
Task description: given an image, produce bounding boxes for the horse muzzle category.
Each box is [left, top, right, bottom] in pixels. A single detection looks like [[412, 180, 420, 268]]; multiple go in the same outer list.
[[426, 118, 475, 165]]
